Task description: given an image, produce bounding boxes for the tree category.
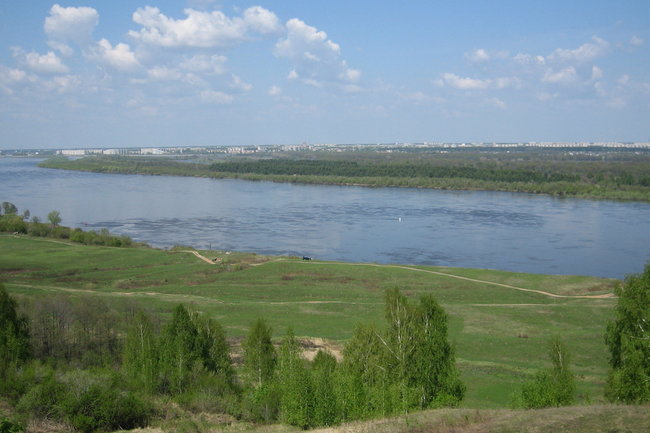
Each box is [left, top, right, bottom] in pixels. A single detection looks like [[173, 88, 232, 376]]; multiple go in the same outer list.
[[312, 350, 339, 427], [243, 319, 276, 388], [159, 305, 199, 393], [123, 311, 159, 393], [1, 202, 17, 215], [605, 263, 650, 403], [192, 311, 234, 384], [411, 294, 465, 408], [514, 336, 575, 408], [276, 328, 313, 429], [0, 284, 30, 388], [242, 319, 278, 422], [47, 210, 61, 227]]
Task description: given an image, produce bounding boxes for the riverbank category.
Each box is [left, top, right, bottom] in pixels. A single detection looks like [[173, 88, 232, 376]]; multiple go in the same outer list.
[[39, 155, 650, 202]]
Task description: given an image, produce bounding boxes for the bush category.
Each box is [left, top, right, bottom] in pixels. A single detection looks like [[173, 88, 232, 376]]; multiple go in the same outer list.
[[0, 417, 23, 433], [63, 383, 151, 432], [513, 337, 575, 408]]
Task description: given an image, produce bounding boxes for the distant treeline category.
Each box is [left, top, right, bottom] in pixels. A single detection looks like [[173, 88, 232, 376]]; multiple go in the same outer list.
[[210, 159, 581, 183], [40, 154, 650, 201]]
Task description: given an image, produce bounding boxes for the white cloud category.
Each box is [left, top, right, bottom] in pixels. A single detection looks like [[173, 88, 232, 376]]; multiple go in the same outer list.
[[466, 48, 490, 62], [617, 74, 630, 85], [230, 74, 252, 91], [44, 4, 99, 53], [591, 65, 603, 80], [542, 67, 577, 84], [339, 67, 361, 83], [147, 66, 182, 81], [242, 6, 282, 35], [287, 70, 299, 80], [13, 49, 69, 74], [0, 65, 33, 94], [274, 18, 359, 85], [129, 6, 279, 48], [513, 53, 545, 65], [548, 36, 609, 64], [200, 89, 233, 104], [40, 74, 82, 94], [630, 36, 644, 47], [179, 55, 227, 74], [440, 73, 490, 90], [268, 85, 282, 96], [89, 39, 140, 71]]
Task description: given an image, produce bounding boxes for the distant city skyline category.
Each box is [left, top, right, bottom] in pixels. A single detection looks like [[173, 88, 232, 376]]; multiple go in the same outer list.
[[1, 1, 649, 149]]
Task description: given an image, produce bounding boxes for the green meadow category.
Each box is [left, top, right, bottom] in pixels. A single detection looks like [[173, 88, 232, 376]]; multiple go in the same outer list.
[[0, 234, 620, 410]]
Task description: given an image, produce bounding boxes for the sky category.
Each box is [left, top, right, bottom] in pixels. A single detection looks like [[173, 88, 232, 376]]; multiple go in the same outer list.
[[0, 1, 649, 149]]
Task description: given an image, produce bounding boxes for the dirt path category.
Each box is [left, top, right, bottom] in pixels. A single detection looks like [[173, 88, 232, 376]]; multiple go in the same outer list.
[[292, 261, 616, 300], [179, 250, 216, 264], [173, 249, 615, 300]]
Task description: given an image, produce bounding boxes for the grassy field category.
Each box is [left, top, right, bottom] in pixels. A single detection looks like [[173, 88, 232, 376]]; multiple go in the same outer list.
[[0, 234, 621, 409]]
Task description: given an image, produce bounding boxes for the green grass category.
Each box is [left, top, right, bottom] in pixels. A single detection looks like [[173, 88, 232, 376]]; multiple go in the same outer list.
[[0, 234, 621, 409]]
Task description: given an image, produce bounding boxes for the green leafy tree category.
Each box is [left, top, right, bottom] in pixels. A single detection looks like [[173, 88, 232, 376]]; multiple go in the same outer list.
[[123, 311, 159, 393], [411, 294, 465, 408], [159, 305, 199, 394], [605, 264, 650, 403], [47, 210, 61, 227], [192, 311, 234, 384], [243, 319, 276, 388], [514, 336, 575, 408], [0, 284, 30, 390], [338, 324, 384, 420], [242, 319, 278, 422], [276, 328, 313, 429], [312, 350, 339, 427], [1, 202, 17, 215]]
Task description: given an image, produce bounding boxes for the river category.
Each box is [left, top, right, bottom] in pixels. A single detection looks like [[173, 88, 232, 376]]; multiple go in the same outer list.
[[2, 157, 649, 278]]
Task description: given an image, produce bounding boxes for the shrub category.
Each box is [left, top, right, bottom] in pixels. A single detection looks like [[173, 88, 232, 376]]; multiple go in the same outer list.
[[513, 337, 575, 408], [0, 417, 23, 433]]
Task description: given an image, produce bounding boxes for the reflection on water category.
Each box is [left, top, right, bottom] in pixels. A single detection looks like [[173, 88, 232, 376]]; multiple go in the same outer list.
[[2, 158, 649, 278]]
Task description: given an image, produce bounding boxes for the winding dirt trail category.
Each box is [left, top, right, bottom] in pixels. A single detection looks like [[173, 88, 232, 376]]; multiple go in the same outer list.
[[157, 250, 618, 300], [291, 261, 616, 300]]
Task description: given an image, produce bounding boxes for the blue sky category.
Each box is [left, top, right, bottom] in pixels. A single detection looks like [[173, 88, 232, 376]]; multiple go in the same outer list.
[[1, 1, 649, 149]]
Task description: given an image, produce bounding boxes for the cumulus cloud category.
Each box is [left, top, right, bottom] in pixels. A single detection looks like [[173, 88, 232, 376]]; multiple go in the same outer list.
[[179, 54, 227, 74], [0, 65, 33, 94], [200, 89, 233, 104], [542, 67, 578, 84], [274, 18, 359, 85], [548, 36, 609, 64], [591, 65, 603, 80], [12, 49, 69, 74], [229, 74, 252, 91], [268, 85, 282, 96], [439, 73, 518, 90], [129, 6, 280, 48], [89, 39, 140, 71], [513, 53, 545, 65], [630, 35, 644, 47], [44, 4, 99, 54], [440, 73, 490, 90], [466, 48, 490, 62]]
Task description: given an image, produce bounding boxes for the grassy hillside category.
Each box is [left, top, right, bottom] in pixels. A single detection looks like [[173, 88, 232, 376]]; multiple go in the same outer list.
[[0, 234, 619, 409]]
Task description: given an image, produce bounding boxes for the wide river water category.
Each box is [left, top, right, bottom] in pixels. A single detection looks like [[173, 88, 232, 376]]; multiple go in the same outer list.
[[2, 157, 649, 278]]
